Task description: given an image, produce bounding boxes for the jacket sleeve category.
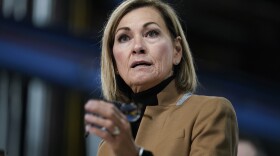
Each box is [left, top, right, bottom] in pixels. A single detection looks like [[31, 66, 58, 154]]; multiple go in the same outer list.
[[190, 97, 239, 156]]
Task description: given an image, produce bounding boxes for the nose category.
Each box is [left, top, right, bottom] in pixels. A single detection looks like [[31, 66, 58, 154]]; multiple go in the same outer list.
[[132, 36, 146, 54]]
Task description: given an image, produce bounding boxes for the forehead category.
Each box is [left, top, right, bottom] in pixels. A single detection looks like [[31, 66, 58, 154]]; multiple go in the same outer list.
[[116, 6, 166, 29]]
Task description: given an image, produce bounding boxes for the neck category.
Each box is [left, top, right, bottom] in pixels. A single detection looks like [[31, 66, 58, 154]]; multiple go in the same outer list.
[[131, 75, 175, 106]]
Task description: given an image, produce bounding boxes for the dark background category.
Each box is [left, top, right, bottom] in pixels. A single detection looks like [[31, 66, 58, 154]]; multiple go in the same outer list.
[[0, 0, 279, 155]]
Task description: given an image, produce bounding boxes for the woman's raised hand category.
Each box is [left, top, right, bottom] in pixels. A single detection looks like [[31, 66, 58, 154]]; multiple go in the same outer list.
[[84, 100, 139, 156]]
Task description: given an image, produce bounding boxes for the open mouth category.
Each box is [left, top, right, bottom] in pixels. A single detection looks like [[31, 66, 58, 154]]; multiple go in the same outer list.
[[131, 61, 152, 68]]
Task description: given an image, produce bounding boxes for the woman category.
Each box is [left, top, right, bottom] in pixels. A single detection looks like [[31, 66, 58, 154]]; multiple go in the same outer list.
[[84, 0, 238, 156]]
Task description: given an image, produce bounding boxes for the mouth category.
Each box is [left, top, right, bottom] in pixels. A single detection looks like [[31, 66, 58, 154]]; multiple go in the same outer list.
[[131, 61, 152, 68]]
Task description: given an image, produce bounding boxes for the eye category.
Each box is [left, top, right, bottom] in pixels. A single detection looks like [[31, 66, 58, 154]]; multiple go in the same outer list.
[[118, 34, 130, 43], [146, 30, 159, 38]]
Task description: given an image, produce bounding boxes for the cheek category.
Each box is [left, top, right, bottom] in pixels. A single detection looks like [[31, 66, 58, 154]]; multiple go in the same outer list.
[[113, 46, 128, 72], [113, 46, 122, 63], [153, 44, 174, 78], [154, 43, 174, 68]]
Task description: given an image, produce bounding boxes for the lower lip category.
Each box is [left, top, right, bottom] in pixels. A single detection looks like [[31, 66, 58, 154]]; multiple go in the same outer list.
[[132, 65, 151, 69]]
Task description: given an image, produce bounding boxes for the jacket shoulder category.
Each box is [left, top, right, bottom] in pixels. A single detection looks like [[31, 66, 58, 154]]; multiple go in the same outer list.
[[187, 95, 235, 113], [187, 95, 239, 155], [179, 94, 238, 124]]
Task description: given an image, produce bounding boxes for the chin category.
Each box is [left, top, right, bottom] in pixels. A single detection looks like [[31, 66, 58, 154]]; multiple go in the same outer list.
[[129, 76, 162, 91], [132, 74, 156, 83], [131, 79, 151, 86]]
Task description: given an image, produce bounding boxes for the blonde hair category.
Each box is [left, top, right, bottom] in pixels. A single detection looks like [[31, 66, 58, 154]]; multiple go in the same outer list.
[[101, 0, 197, 101]]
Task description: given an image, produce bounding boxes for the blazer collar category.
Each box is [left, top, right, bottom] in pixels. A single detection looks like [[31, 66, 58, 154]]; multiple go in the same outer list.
[[156, 80, 181, 107], [131, 75, 175, 106]]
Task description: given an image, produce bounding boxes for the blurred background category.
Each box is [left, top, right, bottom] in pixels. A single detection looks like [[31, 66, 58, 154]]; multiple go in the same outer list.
[[0, 0, 279, 156]]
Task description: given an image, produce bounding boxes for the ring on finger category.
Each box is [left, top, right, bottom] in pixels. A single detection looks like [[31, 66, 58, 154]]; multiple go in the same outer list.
[[112, 126, 120, 136]]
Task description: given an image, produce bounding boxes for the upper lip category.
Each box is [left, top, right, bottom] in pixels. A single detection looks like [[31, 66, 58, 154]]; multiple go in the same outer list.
[[130, 60, 152, 68]]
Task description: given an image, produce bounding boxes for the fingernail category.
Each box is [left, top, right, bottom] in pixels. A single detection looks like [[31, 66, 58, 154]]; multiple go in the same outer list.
[[86, 125, 90, 131]]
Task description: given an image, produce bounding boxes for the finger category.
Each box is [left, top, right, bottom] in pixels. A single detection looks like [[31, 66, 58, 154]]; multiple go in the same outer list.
[[85, 100, 118, 117], [101, 100, 125, 120], [86, 125, 115, 142], [85, 100, 126, 125], [85, 114, 120, 135], [84, 99, 131, 138]]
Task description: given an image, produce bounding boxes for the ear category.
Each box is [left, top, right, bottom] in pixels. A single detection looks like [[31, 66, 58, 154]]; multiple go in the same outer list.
[[173, 36, 182, 65]]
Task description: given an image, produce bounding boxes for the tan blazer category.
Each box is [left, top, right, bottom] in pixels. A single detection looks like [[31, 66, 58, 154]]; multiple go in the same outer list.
[[97, 81, 238, 156]]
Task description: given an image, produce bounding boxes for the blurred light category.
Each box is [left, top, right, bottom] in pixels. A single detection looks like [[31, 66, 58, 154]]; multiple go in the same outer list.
[[32, 0, 53, 27], [14, 0, 28, 21], [0, 72, 9, 152], [2, 0, 14, 18], [24, 79, 49, 156], [7, 75, 23, 156]]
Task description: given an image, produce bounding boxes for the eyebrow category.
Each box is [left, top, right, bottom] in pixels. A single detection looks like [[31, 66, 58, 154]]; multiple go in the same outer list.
[[115, 22, 160, 34]]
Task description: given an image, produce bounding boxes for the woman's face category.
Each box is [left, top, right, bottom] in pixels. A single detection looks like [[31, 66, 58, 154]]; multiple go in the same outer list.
[[113, 7, 182, 93]]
